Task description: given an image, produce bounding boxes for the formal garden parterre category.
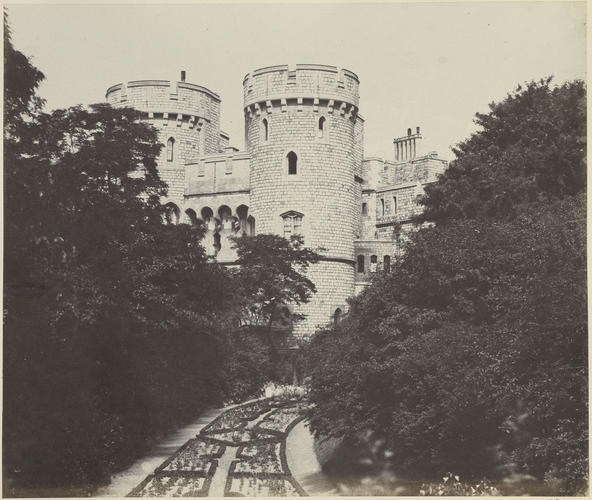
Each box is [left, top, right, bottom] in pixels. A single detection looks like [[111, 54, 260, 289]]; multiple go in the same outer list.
[[127, 397, 308, 497]]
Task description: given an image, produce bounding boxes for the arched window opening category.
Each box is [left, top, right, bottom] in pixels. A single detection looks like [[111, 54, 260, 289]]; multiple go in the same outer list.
[[248, 216, 256, 236], [262, 118, 269, 142], [287, 151, 298, 175], [357, 254, 365, 273], [384, 255, 391, 273], [201, 206, 214, 224], [370, 254, 378, 273], [318, 116, 326, 139], [333, 308, 342, 326], [281, 211, 303, 239], [167, 137, 175, 162], [415, 194, 422, 205], [185, 208, 198, 225], [380, 199, 385, 216], [164, 202, 180, 225], [237, 204, 249, 234], [218, 205, 232, 222], [362, 202, 368, 216], [393, 196, 398, 214]]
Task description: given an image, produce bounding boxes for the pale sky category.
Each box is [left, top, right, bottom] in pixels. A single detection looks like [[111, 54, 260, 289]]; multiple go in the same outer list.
[[6, 1, 586, 160]]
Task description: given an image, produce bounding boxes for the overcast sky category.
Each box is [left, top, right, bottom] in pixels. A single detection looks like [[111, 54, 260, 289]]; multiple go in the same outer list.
[[7, 1, 586, 160]]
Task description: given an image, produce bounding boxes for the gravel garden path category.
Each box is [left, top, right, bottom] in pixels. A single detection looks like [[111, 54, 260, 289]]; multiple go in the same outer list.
[[126, 397, 310, 497]]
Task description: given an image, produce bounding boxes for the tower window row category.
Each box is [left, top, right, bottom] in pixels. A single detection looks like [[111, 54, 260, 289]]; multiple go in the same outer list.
[[377, 196, 399, 217], [357, 254, 391, 274], [260, 116, 327, 144]]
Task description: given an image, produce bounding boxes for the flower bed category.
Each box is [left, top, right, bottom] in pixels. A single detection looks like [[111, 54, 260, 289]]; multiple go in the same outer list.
[[157, 438, 224, 473], [255, 404, 306, 436], [234, 441, 283, 474], [201, 399, 276, 434], [204, 429, 256, 445], [129, 473, 212, 497], [226, 475, 302, 497], [128, 396, 309, 497]]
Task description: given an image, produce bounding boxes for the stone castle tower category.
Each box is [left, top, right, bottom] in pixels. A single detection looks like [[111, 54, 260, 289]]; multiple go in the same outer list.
[[104, 64, 447, 343], [243, 64, 363, 338], [105, 74, 228, 218]]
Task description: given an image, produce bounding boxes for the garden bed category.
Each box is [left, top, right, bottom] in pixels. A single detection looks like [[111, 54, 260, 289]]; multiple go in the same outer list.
[[156, 438, 224, 473], [127, 395, 309, 496], [254, 403, 307, 436], [200, 399, 277, 434], [234, 441, 283, 474], [128, 469, 216, 497], [225, 474, 305, 497]]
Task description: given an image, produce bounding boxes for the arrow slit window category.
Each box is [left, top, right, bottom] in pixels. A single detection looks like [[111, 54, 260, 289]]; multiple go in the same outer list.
[[287, 151, 298, 175], [167, 137, 175, 162]]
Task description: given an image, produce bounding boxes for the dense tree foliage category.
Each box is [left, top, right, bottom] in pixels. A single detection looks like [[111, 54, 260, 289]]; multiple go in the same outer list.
[[307, 79, 587, 495], [229, 234, 319, 346], [3, 15, 291, 495], [419, 78, 586, 223], [3, 15, 322, 492]]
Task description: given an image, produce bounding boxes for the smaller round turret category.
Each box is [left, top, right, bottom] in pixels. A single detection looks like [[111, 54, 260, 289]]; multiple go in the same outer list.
[[105, 73, 224, 203]]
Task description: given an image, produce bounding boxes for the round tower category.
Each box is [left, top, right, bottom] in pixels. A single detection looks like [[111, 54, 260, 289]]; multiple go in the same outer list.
[[105, 74, 224, 219], [243, 64, 364, 339]]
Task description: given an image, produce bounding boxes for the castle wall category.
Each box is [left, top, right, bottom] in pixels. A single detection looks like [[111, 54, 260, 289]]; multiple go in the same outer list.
[[184, 152, 251, 262], [243, 64, 362, 339], [185, 152, 250, 196], [104, 67, 449, 346]]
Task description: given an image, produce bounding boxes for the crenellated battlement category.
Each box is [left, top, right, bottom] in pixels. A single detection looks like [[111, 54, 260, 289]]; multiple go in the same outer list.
[[243, 64, 360, 114], [106, 78, 220, 120]]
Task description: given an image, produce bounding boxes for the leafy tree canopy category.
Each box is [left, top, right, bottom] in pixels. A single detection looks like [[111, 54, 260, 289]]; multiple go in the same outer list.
[[307, 195, 586, 493], [228, 234, 320, 339], [4, 8, 45, 135], [419, 78, 586, 223], [307, 76, 587, 495], [3, 13, 242, 492]]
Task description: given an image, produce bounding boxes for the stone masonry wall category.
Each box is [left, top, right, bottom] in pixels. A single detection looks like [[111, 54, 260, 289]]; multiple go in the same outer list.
[[244, 64, 362, 339]]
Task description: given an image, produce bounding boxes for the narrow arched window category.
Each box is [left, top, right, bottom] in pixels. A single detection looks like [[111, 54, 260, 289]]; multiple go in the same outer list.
[[287, 151, 297, 175], [333, 308, 342, 326], [393, 196, 398, 214], [164, 202, 180, 225], [318, 116, 326, 139], [362, 202, 368, 215], [357, 254, 365, 273], [370, 255, 378, 273], [262, 118, 269, 142], [383, 255, 391, 273], [381, 199, 385, 216], [167, 137, 175, 162], [185, 208, 198, 225]]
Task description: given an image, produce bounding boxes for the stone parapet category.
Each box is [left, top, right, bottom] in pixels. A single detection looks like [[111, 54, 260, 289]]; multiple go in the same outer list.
[[243, 64, 360, 112]]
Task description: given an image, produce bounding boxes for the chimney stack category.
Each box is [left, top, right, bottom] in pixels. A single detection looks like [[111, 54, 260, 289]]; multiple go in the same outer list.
[[394, 126, 423, 162], [181, 70, 186, 82]]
